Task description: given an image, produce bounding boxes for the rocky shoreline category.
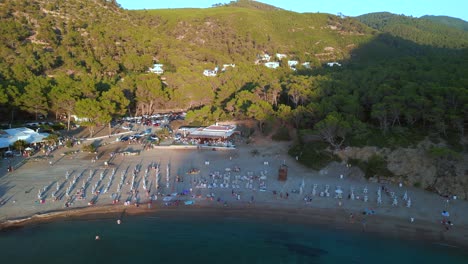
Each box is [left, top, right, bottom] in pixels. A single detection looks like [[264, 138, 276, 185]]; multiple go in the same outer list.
[[336, 140, 468, 200]]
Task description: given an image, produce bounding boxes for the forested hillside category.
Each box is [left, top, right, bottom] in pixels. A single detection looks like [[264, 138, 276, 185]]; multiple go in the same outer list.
[[357, 12, 468, 48], [421, 15, 468, 32], [0, 0, 467, 155]]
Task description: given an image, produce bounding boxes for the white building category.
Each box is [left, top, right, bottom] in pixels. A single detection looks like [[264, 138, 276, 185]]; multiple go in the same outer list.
[[288, 60, 299, 70], [149, 64, 164, 74], [302, 62, 311, 69], [203, 67, 219, 77], [187, 124, 238, 146], [264, 62, 280, 69], [259, 53, 271, 62], [0, 127, 49, 149], [276, 53, 287, 60], [71, 115, 89, 122], [222, 64, 236, 71], [327, 62, 342, 67]]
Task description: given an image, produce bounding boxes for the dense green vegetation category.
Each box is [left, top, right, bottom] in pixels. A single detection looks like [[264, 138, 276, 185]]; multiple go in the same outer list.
[[348, 155, 394, 179], [0, 0, 467, 156], [357, 12, 468, 48], [421, 15, 468, 32], [289, 141, 340, 170]]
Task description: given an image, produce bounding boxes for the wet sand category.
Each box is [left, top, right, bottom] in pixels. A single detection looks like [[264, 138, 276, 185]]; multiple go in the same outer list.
[[1, 201, 467, 250]]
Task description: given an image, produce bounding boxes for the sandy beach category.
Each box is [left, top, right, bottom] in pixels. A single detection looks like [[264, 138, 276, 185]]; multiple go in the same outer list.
[[1, 132, 467, 249]]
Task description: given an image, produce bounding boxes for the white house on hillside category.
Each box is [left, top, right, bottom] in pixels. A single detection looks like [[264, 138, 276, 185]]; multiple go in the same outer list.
[[302, 62, 311, 69], [276, 53, 287, 60], [259, 53, 271, 62], [203, 66, 219, 77], [327, 62, 342, 67], [149, 64, 164, 74], [222, 64, 235, 72], [288, 60, 299, 70], [264, 62, 280, 69]]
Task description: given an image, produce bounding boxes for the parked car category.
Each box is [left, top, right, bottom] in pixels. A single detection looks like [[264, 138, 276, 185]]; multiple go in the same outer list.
[[25, 122, 40, 127], [143, 128, 152, 135], [133, 134, 143, 139]]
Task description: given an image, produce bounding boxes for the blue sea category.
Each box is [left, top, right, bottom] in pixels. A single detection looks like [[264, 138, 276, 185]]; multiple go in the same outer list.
[[0, 214, 467, 264]]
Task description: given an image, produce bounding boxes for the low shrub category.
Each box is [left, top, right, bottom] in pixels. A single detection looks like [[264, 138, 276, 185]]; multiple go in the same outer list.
[[82, 143, 97, 153], [349, 154, 394, 179], [289, 141, 340, 170], [272, 126, 291, 141]]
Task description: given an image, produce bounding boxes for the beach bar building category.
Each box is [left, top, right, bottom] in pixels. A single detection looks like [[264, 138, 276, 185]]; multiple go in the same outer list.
[[0, 127, 49, 149], [186, 124, 238, 147]]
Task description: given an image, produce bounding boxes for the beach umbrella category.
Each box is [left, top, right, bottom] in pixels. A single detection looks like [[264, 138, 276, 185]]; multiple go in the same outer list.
[[335, 189, 343, 194]]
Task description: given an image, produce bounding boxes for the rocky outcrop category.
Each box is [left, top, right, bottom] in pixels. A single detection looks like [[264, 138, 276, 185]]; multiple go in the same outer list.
[[335, 140, 468, 200]]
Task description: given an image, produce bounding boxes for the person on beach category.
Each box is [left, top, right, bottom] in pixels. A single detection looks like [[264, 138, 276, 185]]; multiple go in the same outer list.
[[361, 218, 367, 231], [349, 213, 355, 223], [441, 219, 454, 231]]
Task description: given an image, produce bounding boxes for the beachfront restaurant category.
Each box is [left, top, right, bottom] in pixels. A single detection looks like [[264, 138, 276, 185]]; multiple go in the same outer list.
[[186, 124, 238, 147], [0, 127, 49, 151]]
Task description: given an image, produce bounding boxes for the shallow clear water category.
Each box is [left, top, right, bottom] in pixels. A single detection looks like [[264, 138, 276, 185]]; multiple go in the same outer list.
[[0, 214, 467, 264]]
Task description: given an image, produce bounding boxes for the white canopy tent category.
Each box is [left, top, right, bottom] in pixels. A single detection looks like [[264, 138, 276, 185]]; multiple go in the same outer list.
[[0, 127, 49, 149]]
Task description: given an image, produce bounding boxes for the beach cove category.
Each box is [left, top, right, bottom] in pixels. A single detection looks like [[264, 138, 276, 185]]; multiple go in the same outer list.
[[1, 133, 468, 256]]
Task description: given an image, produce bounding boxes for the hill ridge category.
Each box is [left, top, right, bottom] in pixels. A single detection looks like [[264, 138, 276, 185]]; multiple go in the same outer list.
[[420, 15, 468, 31], [357, 12, 468, 48]]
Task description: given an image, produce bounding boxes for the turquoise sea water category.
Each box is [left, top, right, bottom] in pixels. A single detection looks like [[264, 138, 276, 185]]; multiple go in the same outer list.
[[0, 214, 467, 264]]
